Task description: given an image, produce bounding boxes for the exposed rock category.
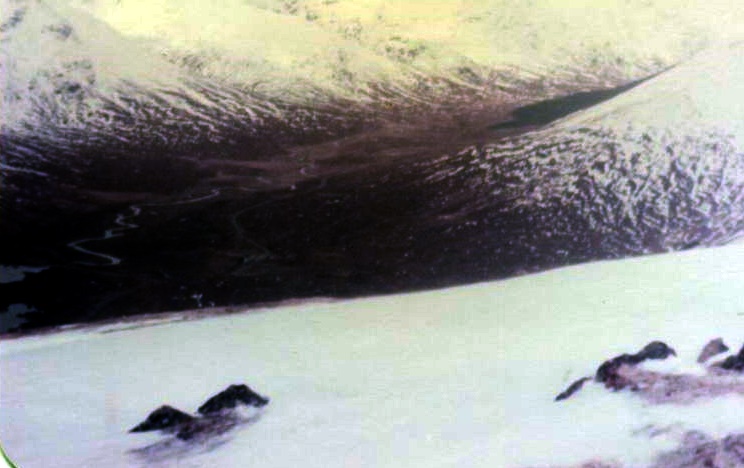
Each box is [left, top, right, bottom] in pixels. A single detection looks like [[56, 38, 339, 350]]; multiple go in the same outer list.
[[637, 342, 678, 360], [556, 341, 677, 401], [197, 384, 269, 415], [129, 405, 195, 433], [129, 383, 269, 442], [712, 342, 744, 372], [595, 341, 676, 391], [540, 432, 744, 468], [614, 365, 744, 404], [555, 377, 591, 401], [582, 339, 744, 404], [650, 431, 744, 467], [174, 413, 244, 441], [697, 337, 729, 363], [548, 340, 744, 466]]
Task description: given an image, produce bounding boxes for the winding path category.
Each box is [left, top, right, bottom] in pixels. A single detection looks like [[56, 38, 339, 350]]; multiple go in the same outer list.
[[67, 189, 221, 266]]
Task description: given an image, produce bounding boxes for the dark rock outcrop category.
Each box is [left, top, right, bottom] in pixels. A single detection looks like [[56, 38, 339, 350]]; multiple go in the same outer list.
[[713, 342, 744, 372], [129, 383, 269, 442], [637, 342, 677, 360], [650, 431, 744, 467], [595, 341, 676, 391], [556, 341, 677, 401], [129, 405, 195, 433], [555, 377, 591, 401], [697, 338, 729, 363], [197, 384, 269, 415], [174, 413, 243, 441], [555, 339, 744, 404], [539, 431, 744, 468]]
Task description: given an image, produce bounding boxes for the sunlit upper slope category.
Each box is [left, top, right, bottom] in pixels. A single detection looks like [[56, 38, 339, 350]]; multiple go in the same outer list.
[[1, 0, 314, 145], [3, 0, 743, 139], [559, 43, 744, 138], [1, 0, 177, 126], [69, 0, 743, 96]]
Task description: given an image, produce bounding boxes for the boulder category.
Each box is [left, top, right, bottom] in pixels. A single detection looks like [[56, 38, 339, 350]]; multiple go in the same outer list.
[[129, 405, 195, 433], [697, 338, 729, 363], [197, 384, 270, 415], [595, 341, 676, 391], [715, 342, 744, 372]]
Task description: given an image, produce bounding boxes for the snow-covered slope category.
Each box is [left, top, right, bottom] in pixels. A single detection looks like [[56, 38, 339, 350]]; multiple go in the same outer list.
[[1, 244, 743, 467], [1, 0, 189, 131], [0, 0, 342, 149], [559, 43, 744, 136], [425, 43, 744, 257], [65, 0, 744, 97]]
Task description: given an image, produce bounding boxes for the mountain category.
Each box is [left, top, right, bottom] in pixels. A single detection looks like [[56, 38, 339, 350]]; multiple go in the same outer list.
[[4, 0, 743, 140], [1, 0, 743, 330], [430, 43, 744, 258], [2, 3, 744, 465]]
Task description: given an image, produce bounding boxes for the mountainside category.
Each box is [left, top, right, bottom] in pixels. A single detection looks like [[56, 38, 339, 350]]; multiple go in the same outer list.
[[2, 4, 744, 466], [1, 0, 743, 330], [3, 0, 743, 140], [427, 43, 744, 257]]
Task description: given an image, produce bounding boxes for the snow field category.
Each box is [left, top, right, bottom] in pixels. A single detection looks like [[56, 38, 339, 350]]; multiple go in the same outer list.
[[1, 244, 743, 467]]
